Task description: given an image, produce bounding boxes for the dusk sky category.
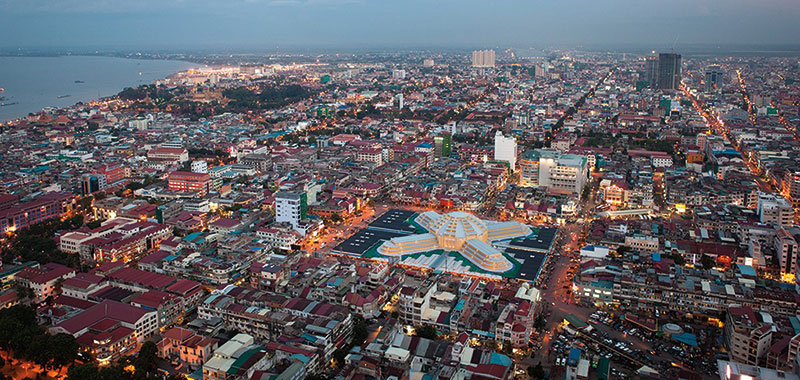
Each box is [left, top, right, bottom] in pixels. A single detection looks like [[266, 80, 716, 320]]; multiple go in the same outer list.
[[1, 0, 799, 50]]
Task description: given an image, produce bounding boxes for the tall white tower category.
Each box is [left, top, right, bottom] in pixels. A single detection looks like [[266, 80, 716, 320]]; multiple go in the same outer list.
[[472, 50, 496, 68], [494, 131, 517, 171]]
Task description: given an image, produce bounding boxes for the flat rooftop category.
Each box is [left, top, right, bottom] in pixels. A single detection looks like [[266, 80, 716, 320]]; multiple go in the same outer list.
[[508, 227, 557, 252], [504, 248, 547, 282], [333, 228, 407, 257], [367, 209, 418, 234]]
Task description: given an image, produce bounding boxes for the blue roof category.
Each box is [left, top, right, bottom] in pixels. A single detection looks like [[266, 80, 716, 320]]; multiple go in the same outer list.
[[471, 329, 495, 338], [289, 354, 310, 363], [183, 232, 202, 242], [672, 333, 698, 347], [569, 347, 581, 362], [326, 278, 344, 287], [266, 131, 289, 138], [416, 142, 433, 148], [713, 149, 741, 158], [737, 264, 757, 277], [652, 252, 661, 262], [489, 353, 512, 367], [790, 317, 800, 335]]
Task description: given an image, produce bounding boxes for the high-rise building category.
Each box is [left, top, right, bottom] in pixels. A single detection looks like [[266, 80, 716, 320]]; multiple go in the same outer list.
[[519, 149, 588, 195], [757, 193, 794, 227], [81, 174, 103, 195], [80, 164, 129, 195], [395, 93, 404, 109], [471, 50, 496, 68], [275, 191, 308, 234], [392, 69, 406, 80], [519, 150, 540, 187], [434, 134, 452, 158], [423, 58, 435, 67], [191, 160, 208, 173], [644, 56, 658, 88], [724, 306, 773, 366], [784, 172, 800, 208], [494, 131, 517, 171], [705, 65, 725, 92], [656, 53, 682, 90], [774, 227, 800, 275]]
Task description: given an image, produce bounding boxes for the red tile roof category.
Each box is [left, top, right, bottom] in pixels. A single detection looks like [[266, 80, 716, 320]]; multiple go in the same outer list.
[[56, 300, 152, 335], [16, 263, 74, 284]]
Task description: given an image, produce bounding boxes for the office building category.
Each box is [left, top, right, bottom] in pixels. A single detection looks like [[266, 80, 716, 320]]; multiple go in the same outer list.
[[494, 131, 517, 171], [434, 134, 452, 158], [275, 191, 308, 234], [81, 173, 105, 195], [147, 147, 189, 163], [725, 306, 773, 366], [783, 172, 800, 208], [423, 58, 435, 67], [520, 149, 588, 195], [168, 171, 212, 195], [471, 50, 496, 68], [644, 56, 658, 87], [657, 53, 682, 90], [705, 65, 725, 92], [81, 164, 129, 195], [191, 160, 208, 173], [757, 193, 794, 227], [774, 227, 799, 275]]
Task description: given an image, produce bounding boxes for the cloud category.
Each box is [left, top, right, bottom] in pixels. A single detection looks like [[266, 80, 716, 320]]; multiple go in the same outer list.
[[0, 0, 362, 13], [0, 0, 798, 47]]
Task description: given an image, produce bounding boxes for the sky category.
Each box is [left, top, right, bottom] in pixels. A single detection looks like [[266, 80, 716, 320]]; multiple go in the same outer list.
[[0, 0, 799, 51]]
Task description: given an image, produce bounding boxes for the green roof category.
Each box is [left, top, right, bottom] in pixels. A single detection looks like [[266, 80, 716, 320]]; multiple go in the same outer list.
[[564, 313, 588, 329], [228, 346, 266, 375], [598, 357, 611, 380], [275, 362, 305, 380], [521, 149, 541, 160]]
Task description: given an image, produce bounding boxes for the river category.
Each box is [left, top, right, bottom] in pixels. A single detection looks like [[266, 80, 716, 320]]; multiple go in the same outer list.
[[0, 55, 198, 122]]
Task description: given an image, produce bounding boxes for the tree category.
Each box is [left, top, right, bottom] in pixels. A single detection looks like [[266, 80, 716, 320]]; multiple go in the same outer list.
[[67, 364, 100, 380], [48, 333, 79, 371], [351, 318, 368, 346], [14, 285, 33, 301], [701, 254, 715, 270], [125, 182, 145, 191], [534, 315, 546, 329], [86, 219, 104, 229], [414, 325, 438, 340], [528, 362, 546, 379], [134, 341, 159, 377]]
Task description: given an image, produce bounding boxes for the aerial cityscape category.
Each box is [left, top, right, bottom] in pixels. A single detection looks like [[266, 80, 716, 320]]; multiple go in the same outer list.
[[0, 1, 799, 380]]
